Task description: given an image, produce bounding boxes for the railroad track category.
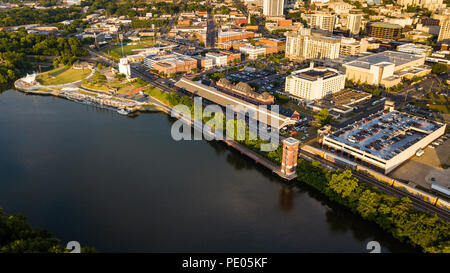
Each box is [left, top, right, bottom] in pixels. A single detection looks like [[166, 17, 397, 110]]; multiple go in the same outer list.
[[300, 150, 450, 221]]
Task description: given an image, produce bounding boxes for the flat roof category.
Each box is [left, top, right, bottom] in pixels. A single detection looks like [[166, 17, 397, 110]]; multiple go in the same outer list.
[[326, 110, 444, 161], [291, 67, 341, 81], [369, 22, 402, 29], [345, 51, 423, 70]]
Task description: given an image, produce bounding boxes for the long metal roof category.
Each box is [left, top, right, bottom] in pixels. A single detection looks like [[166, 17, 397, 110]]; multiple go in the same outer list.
[[175, 78, 295, 130]]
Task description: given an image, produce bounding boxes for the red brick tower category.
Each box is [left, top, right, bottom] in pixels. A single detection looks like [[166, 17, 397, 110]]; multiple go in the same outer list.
[[281, 138, 300, 176]]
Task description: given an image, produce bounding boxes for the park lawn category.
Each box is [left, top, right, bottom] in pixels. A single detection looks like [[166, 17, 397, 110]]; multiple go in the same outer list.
[[81, 82, 110, 92], [103, 40, 156, 60], [37, 66, 91, 86], [82, 77, 144, 94]]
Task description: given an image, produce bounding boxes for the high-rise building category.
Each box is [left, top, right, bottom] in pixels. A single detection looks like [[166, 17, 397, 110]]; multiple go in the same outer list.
[[438, 17, 450, 43], [281, 138, 300, 177], [285, 30, 341, 61], [367, 22, 403, 40], [310, 13, 336, 33], [348, 13, 362, 35], [285, 63, 346, 101], [263, 0, 284, 17]]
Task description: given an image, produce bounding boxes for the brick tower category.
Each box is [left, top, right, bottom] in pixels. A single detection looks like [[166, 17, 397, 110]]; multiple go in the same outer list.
[[281, 137, 300, 176]]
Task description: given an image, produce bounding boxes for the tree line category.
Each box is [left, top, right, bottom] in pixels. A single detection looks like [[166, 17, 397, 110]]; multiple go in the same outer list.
[[296, 159, 450, 253], [0, 29, 88, 90], [0, 6, 82, 27], [0, 207, 95, 253]]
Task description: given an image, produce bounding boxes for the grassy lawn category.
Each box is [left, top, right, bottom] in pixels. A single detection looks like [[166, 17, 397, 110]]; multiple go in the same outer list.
[[421, 92, 450, 114], [81, 82, 109, 92], [37, 66, 91, 86], [102, 39, 156, 60], [82, 76, 146, 93]]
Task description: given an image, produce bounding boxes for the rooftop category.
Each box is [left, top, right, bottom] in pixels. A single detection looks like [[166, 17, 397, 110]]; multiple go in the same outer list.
[[344, 51, 423, 70], [369, 22, 403, 29], [291, 67, 341, 81], [327, 110, 444, 161]]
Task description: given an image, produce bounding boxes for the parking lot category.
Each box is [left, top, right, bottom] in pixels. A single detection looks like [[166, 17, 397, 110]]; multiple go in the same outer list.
[[225, 70, 285, 94], [225, 70, 272, 83], [391, 133, 450, 190]]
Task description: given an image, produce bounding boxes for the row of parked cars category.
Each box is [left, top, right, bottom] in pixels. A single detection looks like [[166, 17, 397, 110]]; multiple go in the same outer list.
[[429, 134, 448, 149]]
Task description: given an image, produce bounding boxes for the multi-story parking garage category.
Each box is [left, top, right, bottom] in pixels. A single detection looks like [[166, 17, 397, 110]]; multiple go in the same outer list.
[[322, 109, 446, 174]]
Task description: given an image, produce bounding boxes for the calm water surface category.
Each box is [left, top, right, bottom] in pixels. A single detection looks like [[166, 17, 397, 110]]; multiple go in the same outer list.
[[0, 90, 416, 252]]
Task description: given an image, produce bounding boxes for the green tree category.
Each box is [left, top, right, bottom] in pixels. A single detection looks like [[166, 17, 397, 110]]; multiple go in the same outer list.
[[315, 108, 331, 126], [357, 190, 381, 220], [431, 63, 448, 75], [328, 170, 359, 198]]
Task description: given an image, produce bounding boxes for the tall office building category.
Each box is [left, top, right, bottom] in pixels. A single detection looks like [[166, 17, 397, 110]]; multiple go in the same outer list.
[[281, 138, 300, 177], [285, 30, 341, 61], [310, 13, 336, 33], [438, 17, 450, 43], [348, 13, 362, 35], [263, 0, 284, 17]]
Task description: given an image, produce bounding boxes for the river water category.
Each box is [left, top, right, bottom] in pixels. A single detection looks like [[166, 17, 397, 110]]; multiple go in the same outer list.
[[0, 90, 416, 252]]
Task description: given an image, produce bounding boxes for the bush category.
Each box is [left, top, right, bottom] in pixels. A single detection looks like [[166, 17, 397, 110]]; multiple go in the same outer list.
[[431, 63, 448, 75]]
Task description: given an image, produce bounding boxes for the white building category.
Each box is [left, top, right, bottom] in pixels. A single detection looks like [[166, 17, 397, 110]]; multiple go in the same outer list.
[[438, 17, 450, 43], [397, 43, 432, 56], [239, 44, 267, 60], [285, 63, 346, 101], [263, 0, 284, 17], [65, 0, 81, 5], [348, 13, 362, 35], [323, 110, 446, 174], [205, 52, 228, 67], [118, 58, 131, 77], [310, 13, 336, 33], [285, 29, 341, 61]]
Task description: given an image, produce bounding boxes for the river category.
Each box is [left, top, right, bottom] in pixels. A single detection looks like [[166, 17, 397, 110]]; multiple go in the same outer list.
[[0, 90, 416, 252]]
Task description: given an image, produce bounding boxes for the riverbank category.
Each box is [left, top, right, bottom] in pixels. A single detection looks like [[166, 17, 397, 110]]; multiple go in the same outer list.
[[11, 74, 450, 252], [14, 75, 158, 115], [0, 89, 418, 252]]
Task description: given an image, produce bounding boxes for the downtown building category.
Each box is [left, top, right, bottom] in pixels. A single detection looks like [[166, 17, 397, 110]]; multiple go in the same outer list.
[[285, 29, 341, 61], [397, 0, 445, 11], [438, 17, 450, 43], [367, 22, 403, 40], [217, 30, 255, 43], [144, 53, 197, 75], [343, 51, 429, 88], [285, 63, 346, 101], [347, 13, 362, 35], [310, 13, 336, 33], [263, 0, 284, 17]]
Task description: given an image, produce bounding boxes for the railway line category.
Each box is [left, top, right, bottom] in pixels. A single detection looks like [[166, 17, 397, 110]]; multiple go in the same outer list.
[[300, 149, 450, 221]]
